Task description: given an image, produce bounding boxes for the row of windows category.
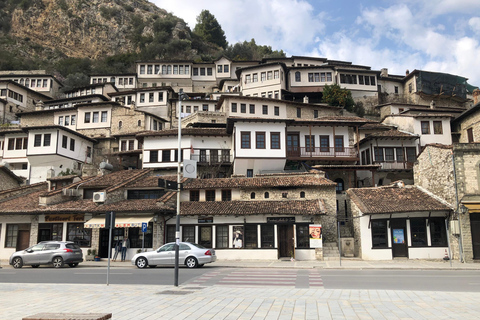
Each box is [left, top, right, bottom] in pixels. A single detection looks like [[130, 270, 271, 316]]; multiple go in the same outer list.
[[294, 71, 333, 83], [120, 139, 142, 151], [241, 131, 281, 149], [33, 133, 51, 147], [371, 218, 447, 248], [61, 135, 77, 152], [84, 111, 108, 124], [371, 147, 417, 163], [300, 135, 345, 152], [58, 115, 76, 126], [7, 137, 27, 151], [340, 74, 376, 86], [181, 104, 209, 113], [166, 224, 311, 249], [4, 89, 24, 103], [45, 100, 92, 110], [149, 149, 180, 163], [244, 70, 280, 83], [421, 121, 443, 135], [13, 78, 49, 88], [231, 103, 280, 116], [139, 92, 164, 103], [139, 64, 191, 75], [217, 64, 229, 73], [92, 77, 134, 85], [64, 89, 96, 98]]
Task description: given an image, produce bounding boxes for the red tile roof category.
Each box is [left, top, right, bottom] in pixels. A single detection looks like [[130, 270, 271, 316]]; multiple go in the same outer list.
[[137, 128, 228, 137], [347, 185, 451, 214], [180, 199, 326, 216]]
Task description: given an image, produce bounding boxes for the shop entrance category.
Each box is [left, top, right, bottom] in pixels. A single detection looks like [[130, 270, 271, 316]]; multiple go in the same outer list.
[[470, 213, 480, 259], [391, 219, 408, 258], [278, 224, 294, 258], [17, 230, 30, 251]]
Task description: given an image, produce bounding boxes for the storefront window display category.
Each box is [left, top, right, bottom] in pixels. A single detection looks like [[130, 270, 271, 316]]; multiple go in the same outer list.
[[67, 223, 92, 247]]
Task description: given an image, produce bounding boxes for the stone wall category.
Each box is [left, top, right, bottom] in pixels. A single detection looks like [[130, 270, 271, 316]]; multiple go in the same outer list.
[[19, 112, 53, 126], [457, 108, 480, 143], [0, 170, 21, 190], [348, 198, 363, 258]]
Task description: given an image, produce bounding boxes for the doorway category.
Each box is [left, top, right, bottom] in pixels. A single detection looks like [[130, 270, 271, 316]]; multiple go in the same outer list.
[[16, 230, 30, 251], [278, 225, 294, 258], [391, 219, 408, 258], [199, 226, 212, 248], [286, 133, 300, 157], [470, 214, 480, 259]]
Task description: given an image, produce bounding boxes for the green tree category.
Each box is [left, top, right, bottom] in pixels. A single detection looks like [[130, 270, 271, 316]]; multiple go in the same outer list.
[[193, 10, 227, 49], [322, 84, 355, 112]]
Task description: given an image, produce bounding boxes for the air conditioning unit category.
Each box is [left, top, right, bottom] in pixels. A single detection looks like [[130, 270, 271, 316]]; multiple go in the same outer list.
[[93, 192, 106, 203]]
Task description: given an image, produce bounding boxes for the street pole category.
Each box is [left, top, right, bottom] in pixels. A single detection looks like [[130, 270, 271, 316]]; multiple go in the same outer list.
[[174, 89, 184, 287], [107, 212, 113, 286]]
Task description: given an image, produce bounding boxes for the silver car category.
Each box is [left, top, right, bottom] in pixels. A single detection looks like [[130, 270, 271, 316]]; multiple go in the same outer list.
[[132, 242, 216, 269], [9, 241, 83, 268]]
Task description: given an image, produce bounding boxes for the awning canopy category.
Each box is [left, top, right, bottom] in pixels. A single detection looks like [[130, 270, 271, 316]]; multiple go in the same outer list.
[[464, 203, 480, 213], [84, 215, 153, 228]]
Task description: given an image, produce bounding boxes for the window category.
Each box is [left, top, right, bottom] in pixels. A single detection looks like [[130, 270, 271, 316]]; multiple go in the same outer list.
[[314, 110, 319, 118], [118, 121, 123, 129], [271, 132, 280, 149], [374, 147, 384, 162], [240, 104, 246, 113], [300, 191, 305, 198], [5, 224, 19, 247], [256, 132, 265, 149], [410, 218, 427, 247], [247, 169, 253, 177], [92, 112, 99, 123], [62, 135, 68, 149], [182, 226, 195, 242], [249, 104, 255, 114], [65, 116, 70, 126], [224, 65, 229, 73], [203, 104, 208, 111], [231, 103, 237, 113], [467, 128, 474, 142], [190, 190, 199, 201], [99, 111, 107, 123], [335, 179, 344, 193], [149, 93, 154, 103], [205, 190, 216, 201], [430, 218, 447, 246], [147, 65, 152, 74], [305, 136, 315, 152], [296, 225, 310, 248], [274, 70, 279, 79], [15, 138, 22, 150], [84, 112, 91, 123], [58, 116, 64, 125], [262, 105, 268, 115], [216, 225, 228, 248], [282, 192, 288, 198], [261, 225, 274, 248], [433, 121, 443, 134], [162, 150, 171, 162], [140, 93, 145, 103], [334, 136, 344, 152], [295, 71, 301, 82], [7, 138, 14, 150], [217, 65, 222, 73], [150, 150, 158, 163], [34, 134, 41, 147], [140, 65, 145, 74], [421, 121, 430, 134], [394, 86, 399, 94], [274, 106, 279, 116], [297, 107, 301, 118], [245, 225, 257, 248], [222, 190, 231, 201], [409, 83, 413, 93], [70, 138, 75, 151], [371, 220, 388, 248], [71, 115, 76, 125], [384, 148, 394, 161], [207, 68, 212, 76], [67, 223, 91, 247], [241, 132, 251, 149], [252, 73, 258, 82]]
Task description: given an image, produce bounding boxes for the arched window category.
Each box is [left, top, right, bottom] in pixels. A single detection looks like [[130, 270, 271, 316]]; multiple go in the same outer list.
[[137, 120, 141, 127], [251, 192, 255, 199], [300, 191, 305, 198], [118, 121, 123, 129], [264, 192, 269, 199], [335, 178, 344, 193], [295, 71, 301, 82]]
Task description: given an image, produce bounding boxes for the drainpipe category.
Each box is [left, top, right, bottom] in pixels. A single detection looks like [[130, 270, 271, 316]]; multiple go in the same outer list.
[[451, 151, 464, 262]]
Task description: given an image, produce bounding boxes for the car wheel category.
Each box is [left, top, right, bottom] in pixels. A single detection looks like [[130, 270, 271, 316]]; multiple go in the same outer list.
[[185, 256, 198, 268], [31, 265, 40, 268], [136, 257, 148, 269], [12, 257, 23, 269], [148, 265, 157, 268], [52, 256, 64, 268], [68, 263, 78, 268]]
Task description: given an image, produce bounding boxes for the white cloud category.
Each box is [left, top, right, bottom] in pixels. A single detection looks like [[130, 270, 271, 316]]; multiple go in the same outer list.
[[151, 0, 324, 53], [469, 17, 480, 35]]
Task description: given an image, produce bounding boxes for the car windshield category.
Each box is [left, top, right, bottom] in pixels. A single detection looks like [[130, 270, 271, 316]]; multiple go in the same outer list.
[[66, 243, 80, 249], [188, 243, 206, 249]]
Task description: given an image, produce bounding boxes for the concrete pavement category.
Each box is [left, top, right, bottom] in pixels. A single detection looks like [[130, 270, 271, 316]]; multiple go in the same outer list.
[[2, 258, 480, 319]]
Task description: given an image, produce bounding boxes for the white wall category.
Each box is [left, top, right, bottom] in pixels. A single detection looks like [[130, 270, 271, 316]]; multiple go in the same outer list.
[[234, 122, 286, 158]]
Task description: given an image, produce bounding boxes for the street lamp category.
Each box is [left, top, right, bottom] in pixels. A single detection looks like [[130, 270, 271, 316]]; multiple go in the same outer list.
[[174, 89, 188, 287]]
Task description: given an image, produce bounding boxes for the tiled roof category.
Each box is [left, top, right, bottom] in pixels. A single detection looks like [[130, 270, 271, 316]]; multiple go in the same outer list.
[[180, 199, 326, 216], [79, 169, 152, 190], [47, 175, 79, 181], [347, 185, 451, 214], [360, 123, 395, 130], [359, 130, 419, 144], [125, 175, 178, 188], [137, 128, 228, 137], [183, 174, 336, 189]]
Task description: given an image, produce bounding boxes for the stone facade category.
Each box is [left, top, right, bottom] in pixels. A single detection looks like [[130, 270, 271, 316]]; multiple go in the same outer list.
[[0, 168, 22, 190], [17, 112, 53, 127]]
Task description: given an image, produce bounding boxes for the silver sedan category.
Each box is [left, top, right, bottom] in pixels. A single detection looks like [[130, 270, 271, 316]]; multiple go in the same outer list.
[[131, 242, 216, 268]]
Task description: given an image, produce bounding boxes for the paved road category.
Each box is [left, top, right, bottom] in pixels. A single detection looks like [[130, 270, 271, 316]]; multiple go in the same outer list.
[[2, 267, 480, 291]]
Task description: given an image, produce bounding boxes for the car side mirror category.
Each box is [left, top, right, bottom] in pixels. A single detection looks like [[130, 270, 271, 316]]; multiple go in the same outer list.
[[26, 249, 33, 253]]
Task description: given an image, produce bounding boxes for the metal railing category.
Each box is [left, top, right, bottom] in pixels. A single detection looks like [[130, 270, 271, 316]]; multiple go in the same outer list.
[[375, 161, 414, 170], [286, 147, 358, 158], [191, 151, 231, 164]]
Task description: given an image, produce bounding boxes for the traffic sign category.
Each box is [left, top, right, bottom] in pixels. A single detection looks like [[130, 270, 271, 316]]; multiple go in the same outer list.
[[142, 222, 148, 233]]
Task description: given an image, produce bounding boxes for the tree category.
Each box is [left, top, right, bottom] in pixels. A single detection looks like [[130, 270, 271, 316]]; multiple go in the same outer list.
[[322, 84, 355, 112], [193, 10, 227, 49]]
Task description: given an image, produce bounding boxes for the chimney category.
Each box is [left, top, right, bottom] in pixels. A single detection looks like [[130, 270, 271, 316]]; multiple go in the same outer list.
[[35, 100, 44, 111], [406, 69, 410, 76], [430, 100, 436, 109], [380, 68, 388, 77], [303, 96, 309, 104], [473, 88, 480, 106]]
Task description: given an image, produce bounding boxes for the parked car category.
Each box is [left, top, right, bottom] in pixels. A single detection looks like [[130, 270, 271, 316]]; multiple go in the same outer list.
[[9, 241, 83, 268], [132, 242, 216, 269]]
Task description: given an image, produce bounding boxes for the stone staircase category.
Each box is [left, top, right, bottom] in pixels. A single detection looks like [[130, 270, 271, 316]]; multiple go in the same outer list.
[[323, 242, 340, 260]]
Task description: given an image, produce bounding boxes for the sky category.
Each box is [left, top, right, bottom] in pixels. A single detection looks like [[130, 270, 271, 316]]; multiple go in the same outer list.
[[151, 0, 480, 86]]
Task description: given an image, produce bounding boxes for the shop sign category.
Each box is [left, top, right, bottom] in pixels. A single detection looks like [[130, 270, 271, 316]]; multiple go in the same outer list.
[[198, 217, 213, 223], [309, 224, 322, 248], [267, 217, 295, 223], [45, 214, 85, 222]]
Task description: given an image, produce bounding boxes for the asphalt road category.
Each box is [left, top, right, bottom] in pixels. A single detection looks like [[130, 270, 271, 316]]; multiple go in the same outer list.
[[1, 266, 480, 291]]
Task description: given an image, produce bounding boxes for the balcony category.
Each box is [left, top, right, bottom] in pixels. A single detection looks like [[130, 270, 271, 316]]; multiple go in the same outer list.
[[286, 147, 358, 161], [191, 151, 232, 165], [375, 161, 414, 170]]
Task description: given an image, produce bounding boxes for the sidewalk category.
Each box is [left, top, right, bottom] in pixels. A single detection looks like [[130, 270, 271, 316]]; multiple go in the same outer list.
[[2, 257, 479, 270]]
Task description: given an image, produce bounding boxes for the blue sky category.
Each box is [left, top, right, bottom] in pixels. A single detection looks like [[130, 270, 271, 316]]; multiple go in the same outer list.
[[151, 0, 480, 85]]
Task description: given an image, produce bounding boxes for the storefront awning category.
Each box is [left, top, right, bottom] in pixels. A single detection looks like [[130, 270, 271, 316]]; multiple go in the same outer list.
[[84, 215, 153, 228], [464, 203, 480, 213]]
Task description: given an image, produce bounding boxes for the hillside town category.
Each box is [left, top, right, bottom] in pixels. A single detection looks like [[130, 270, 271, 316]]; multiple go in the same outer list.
[[0, 55, 479, 264]]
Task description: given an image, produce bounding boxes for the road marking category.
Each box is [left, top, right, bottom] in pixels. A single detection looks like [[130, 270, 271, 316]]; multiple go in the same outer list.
[[74, 272, 133, 275]]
